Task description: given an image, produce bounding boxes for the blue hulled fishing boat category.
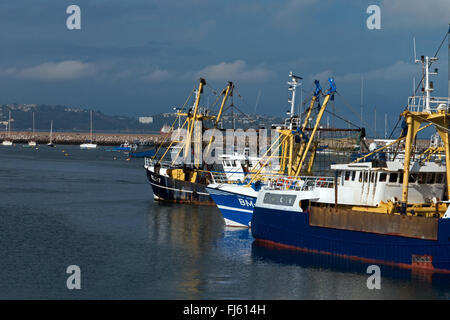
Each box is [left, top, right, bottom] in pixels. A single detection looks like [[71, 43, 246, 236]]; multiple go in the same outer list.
[[251, 52, 450, 272]]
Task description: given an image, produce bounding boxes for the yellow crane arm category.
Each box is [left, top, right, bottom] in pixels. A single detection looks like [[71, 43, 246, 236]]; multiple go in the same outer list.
[[294, 94, 332, 176], [204, 82, 233, 158]]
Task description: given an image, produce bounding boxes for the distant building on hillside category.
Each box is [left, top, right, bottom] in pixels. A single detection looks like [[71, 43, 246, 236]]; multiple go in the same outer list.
[[160, 124, 171, 135], [139, 116, 153, 124]]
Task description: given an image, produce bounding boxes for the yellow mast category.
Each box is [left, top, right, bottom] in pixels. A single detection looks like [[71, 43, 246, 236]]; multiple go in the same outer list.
[[184, 78, 206, 165], [293, 78, 335, 176], [400, 55, 450, 213], [247, 78, 334, 183], [204, 82, 234, 159], [291, 80, 321, 174]]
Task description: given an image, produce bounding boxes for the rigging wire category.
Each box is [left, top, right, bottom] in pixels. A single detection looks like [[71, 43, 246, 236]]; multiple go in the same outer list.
[[335, 91, 375, 132], [387, 115, 402, 139], [414, 29, 449, 95], [323, 109, 361, 129], [226, 87, 258, 122]]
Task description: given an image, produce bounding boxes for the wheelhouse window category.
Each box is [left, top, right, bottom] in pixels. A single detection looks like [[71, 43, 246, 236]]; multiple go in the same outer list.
[[379, 173, 387, 182], [363, 172, 368, 183], [426, 172, 435, 184], [389, 173, 398, 183], [418, 173, 426, 184], [345, 171, 350, 181], [435, 173, 444, 184], [351, 171, 356, 181]]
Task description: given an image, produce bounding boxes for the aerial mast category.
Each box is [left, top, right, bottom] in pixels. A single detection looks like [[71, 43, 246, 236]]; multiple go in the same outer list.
[[287, 72, 302, 129]]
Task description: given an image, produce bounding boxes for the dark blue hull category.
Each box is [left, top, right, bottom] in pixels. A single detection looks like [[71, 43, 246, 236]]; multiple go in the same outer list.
[[146, 168, 214, 205], [251, 206, 450, 272]]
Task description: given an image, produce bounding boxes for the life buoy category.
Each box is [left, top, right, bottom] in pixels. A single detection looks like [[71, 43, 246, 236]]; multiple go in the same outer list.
[[276, 178, 283, 187], [317, 177, 326, 188], [285, 177, 293, 189]]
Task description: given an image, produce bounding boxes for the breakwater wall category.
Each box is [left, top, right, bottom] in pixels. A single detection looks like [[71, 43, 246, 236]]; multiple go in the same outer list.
[[1, 131, 169, 146]]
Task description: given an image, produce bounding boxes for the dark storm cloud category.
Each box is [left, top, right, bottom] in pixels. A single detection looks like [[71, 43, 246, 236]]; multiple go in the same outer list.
[[0, 0, 448, 129]]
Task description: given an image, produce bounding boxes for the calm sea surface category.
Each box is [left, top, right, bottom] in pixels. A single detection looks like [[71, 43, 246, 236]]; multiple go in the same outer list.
[[1, 144, 450, 299]]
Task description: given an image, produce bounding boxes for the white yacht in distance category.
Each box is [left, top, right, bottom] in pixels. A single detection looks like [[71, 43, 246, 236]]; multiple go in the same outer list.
[[28, 112, 37, 147], [80, 142, 97, 149], [2, 111, 13, 146], [80, 110, 97, 149], [2, 140, 12, 146]]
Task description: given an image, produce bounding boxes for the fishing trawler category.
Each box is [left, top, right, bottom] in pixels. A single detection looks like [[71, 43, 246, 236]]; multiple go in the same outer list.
[[112, 142, 138, 152], [251, 52, 450, 272], [207, 74, 344, 227], [145, 79, 239, 205]]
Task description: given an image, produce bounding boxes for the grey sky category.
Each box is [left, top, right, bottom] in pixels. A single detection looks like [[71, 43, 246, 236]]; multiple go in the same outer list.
[[0, 0, 449, 135]]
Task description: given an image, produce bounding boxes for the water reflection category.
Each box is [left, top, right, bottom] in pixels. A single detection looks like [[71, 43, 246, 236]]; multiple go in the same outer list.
[[146, 202, 224, 250], [251, 240, 450, 291], [143, 199, 450, 299], [218, 227, 253, 263], [145, 202, 225, 298]]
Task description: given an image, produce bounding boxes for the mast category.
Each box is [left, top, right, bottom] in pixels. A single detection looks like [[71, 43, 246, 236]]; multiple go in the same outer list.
[[32, 112, 35, 138], [50, 120, 53, 143], [294, 78, 336, 176], [384, 113, 387, 138], [374, 107, 377, 138], [286, 72, 302, 175], [90, 110, 93, 143], [401, 49, 450, 212], [287, 72, 302, 129], [360, 76, 364, 126], [204, 81, 234, 159], [183, 78, 205, 165], [8, 111, 11, 138]]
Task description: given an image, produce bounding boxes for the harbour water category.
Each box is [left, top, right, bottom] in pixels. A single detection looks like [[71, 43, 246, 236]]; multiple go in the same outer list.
[[1, 145, 450, 299]]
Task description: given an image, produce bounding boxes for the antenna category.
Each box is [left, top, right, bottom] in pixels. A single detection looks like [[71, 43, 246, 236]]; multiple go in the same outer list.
[[254, 89, 261, 114], [413, 37, 421, 64], [360, 76, 364, 126], [374, 107, 377, 138], [384, 113, 387, 139], [287, 71, 302, 129]]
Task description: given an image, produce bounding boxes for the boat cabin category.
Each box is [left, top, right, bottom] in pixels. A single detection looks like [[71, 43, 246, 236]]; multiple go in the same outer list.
[[320, 161, 446, 206]]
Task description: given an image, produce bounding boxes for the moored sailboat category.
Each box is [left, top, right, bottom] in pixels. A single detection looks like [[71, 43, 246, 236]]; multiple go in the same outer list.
[[2, 111, 13, 146], [27, 112, 37, 147], [47, 120, 55, 147], [80, 110, 97, 149]]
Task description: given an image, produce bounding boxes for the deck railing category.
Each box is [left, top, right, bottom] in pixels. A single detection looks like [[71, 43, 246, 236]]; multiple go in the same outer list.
[[264, 176, 334, 191], [407, 96, 450, 113], [144, 157, 174, 168]]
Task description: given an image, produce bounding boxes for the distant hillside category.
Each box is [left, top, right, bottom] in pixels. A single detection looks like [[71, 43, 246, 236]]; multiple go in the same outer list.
[[0, 103, 285, 133], [0, 104, 158, 133]]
